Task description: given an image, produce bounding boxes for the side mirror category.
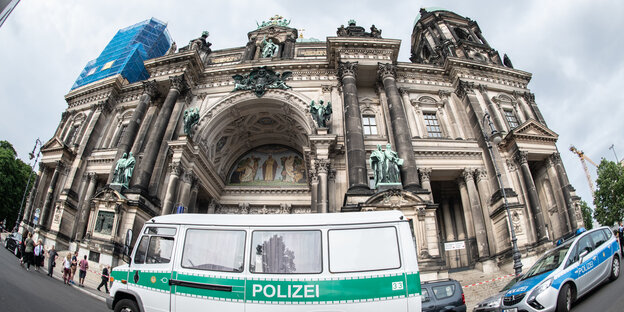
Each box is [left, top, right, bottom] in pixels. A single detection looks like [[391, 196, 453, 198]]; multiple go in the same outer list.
[[123, 229, 133, 265], [579, 249, 589, 263]]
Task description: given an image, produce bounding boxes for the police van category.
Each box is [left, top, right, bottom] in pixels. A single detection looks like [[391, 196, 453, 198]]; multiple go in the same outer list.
[[106, 210, 422, 312], [501, 226, 620, 312]]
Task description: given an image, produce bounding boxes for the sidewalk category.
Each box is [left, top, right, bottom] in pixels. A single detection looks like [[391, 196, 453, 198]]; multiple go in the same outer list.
[[50, 250, 110, 302], [449, 268, 515, 312]]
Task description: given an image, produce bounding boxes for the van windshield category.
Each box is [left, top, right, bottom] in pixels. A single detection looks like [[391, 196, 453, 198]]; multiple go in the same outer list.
[[522, 244, 571, 279]]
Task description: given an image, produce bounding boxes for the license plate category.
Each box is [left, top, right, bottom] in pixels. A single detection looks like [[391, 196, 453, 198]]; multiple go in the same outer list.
[[503, 309, 518, 312]]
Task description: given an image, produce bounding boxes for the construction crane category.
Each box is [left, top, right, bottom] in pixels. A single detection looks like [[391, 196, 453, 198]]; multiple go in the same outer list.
[[569, 145, 598, 196]]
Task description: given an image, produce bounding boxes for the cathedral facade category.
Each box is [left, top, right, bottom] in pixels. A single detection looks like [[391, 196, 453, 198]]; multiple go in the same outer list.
[[22, 9, 582, 276]]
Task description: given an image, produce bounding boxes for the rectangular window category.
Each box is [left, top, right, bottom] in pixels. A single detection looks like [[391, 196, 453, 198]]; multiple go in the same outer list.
[[423, 113, 442, 137], [362, 115, 378, 135], [65, 125, 79, 145], [94, 211, 115, 235], [590, 230, 607, 248], [114, 124, 128, 147], [134, 236, 149, 264], [182, 229, 246, 272], [433, 284, 456, 299], [145, 236, 174, 264], [328, 226, 401, 272], [145, 227, 177, 236], [250, 230, 322, 274], [89, 251, 100, 263], [504, 110, 519, 129]]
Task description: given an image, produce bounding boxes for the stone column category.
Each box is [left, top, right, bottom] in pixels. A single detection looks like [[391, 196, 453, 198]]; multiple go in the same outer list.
[[108, 80, 159, 183], [161, 162, 182, 215], [39, 161, 64, 229], [378, 63, 420, 190], [551, 153, 577, 230], [479, 85, 505, 134], [441, 198, 455, 241], [463, 168, 490, 259], [457, 178, 476, 239], [453, 200, 466, 240], [73, 172, 97, 240], [439, 90, 463, 139], [188, 183, 199, 213], [178, 170, 197, 212], [516, 151, 547, 241], [338, 62, 368, 192], [133, 75, 188, 190], [310, 169, 319, 213], [316, 159, 330, 213]]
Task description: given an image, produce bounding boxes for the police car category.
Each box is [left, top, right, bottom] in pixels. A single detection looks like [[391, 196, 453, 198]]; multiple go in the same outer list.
[[501, 226, 620, 312]]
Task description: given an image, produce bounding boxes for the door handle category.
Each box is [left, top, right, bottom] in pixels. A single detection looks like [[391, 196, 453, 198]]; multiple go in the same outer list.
[[169, 279, 232, 292]]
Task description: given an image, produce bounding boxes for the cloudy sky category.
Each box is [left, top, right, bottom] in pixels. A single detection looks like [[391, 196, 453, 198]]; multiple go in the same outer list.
[[1, 0, 622, 215]]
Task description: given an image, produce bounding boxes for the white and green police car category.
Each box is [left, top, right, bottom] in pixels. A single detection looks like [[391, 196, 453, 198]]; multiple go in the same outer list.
[[501, 226, 620, 312], [106, 210, 422, 312]]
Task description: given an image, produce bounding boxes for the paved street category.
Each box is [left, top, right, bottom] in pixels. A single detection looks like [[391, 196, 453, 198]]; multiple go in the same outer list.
[[572, 265, 624, 312], [0, 245, 109, 312]]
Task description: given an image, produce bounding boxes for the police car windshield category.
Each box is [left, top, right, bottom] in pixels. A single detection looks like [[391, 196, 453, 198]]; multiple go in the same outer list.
[[522, 244, 571, 279]]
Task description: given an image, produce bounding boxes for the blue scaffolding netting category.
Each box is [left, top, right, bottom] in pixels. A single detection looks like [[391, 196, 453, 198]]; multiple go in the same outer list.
[[71, 17, 171, 90]]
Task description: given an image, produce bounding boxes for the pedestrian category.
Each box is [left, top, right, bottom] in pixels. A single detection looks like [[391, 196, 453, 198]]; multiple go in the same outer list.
[[23, 232, 35, 271], [618, 222, 624, 254], [33, 239, 44, 272], [78, 255, 88, 287], [70, 251, 78, 284], [97, 265, 110, 293], [19, 230, 28, 266], [46, 245, 58, 277], [62, 253, 72, 285]]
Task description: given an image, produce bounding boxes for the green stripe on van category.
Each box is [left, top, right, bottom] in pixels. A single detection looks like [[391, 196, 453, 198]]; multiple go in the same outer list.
[[174, 272, 246, 301]]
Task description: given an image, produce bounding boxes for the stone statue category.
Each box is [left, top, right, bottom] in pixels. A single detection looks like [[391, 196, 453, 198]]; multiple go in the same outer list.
[[369, 143, 404, 189], [369, 144, 384, 188], [382, 143, 402, 183], [112, 152, 136, 187], [503, 53, 514, 68], [309, 100, 332, 128], [166, 41, 177, 55], [189, 31, 212, 54], [183, 107, 200, 138], [370, 25, 382, 38], [261, 37, 278, 58], [337, 25, 348, 36]]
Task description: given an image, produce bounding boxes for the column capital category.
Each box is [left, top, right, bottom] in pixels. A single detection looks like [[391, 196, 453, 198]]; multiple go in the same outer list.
[[321, 85, 333, 93], [170, 74, 189, 93], [462, 167, 475, 181], [338, 61, 358, 80], [182, 169, 197, 185], [438, 90, 451, 99], [523, 92, 536, 104], [477, 84, 488, 93], [399, 87, 409, 96], [506, 158, 518, 172], [315, 159, 331, 174], [456, 177, 466, 187], [419, 168, 432, 182], [549, 152, 562, 165], [475, 168, 488, 182], [377, 62, 397, 81], [87, 172, 97, 181], [455, 80, 475, 99], [169, 161, 183, 176], [142, 80, 160, 98], [514, 150, 528, 165]]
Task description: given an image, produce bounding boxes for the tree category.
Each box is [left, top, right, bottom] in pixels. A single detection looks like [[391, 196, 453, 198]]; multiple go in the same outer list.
[[0, 140, 35, 231], [593, 158, 624, 226], [579, 200, 593, 230]]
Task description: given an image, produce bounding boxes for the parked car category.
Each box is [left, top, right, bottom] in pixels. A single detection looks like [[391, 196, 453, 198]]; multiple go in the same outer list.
[[501, 226, 619, 312], [421, 278, 466, 312], [473, 275, 520, 312], [4, 232, 23, 257]]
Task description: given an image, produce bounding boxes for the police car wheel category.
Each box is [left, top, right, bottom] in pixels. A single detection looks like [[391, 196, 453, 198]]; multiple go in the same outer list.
[[610, 256, 620, 281], [556, 284, 572, 312], [114, 299, 139, 312]]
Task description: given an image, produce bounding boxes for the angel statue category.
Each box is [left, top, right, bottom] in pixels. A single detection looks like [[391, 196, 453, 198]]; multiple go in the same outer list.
[[183, 107, 200, 138], [309, 100, 332, 128]]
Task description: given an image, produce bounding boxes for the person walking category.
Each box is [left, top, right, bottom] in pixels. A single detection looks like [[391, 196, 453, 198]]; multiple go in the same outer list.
[[46, 245, 58, 277], [78, 255, 88, 287], [62, 253, 72, 285], [23, 232, 35, 271], [97, 265, 110, 293], [70, 251, 78, 285], [33, 239, 44, 272], [618, 222, 624, 256], [19, 230, 28, 266]]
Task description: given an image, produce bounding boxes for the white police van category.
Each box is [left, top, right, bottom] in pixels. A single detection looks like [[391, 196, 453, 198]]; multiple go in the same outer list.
[[501, 226, 620, 312], [106, 210, 422, 312]]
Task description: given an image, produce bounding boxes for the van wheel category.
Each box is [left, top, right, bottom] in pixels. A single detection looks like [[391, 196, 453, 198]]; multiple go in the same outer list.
[[556, 284, 572, 312], [114, 299, 139, 312], [610, 255, 620, 281]]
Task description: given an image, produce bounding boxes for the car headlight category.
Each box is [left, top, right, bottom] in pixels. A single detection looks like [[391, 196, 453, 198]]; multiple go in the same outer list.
[[486, 298, 501, 308], [527, 277, 553, 305]]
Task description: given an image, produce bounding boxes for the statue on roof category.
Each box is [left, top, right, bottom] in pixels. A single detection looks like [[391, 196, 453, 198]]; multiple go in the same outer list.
[[336, 20, 382, 38], [188, 31, 212, 54], [257, 15, 291, 29], [261, 36, 278, 58], [166, 42, 177, 55]]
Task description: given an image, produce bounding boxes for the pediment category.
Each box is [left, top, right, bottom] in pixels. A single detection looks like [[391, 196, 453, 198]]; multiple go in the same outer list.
[[41, 137, 67, 152], [92, 186, 126, 202], [507, 119, 558, 142], [363, 189, 427, 208]]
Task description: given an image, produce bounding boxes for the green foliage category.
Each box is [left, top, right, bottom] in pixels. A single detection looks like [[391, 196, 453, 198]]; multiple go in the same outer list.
[[579, 200, 593, 230], [0, 140, 35, 231], [593, 158, 624, 226]]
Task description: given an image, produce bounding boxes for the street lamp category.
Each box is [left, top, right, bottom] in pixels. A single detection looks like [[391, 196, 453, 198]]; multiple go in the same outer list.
[[16, 138, 42, 231], [482, 113, 523, 275]]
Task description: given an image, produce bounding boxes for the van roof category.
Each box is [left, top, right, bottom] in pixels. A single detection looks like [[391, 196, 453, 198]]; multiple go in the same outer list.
[[149, 210, 406, 227]]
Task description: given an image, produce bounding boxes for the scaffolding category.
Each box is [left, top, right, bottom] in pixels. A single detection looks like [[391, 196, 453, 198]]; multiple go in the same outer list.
[[71, 17, 171, 90]]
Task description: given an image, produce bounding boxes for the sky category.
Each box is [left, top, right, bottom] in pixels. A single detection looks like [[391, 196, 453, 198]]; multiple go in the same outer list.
[[1, 0, 623, 216]]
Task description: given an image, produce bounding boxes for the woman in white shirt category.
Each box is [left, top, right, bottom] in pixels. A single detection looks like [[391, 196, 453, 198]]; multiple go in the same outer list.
[[62, 253, 72, 285]]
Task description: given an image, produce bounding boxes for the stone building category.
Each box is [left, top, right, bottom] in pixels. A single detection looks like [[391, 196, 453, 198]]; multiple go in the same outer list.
[[22, 10, 582, 276]]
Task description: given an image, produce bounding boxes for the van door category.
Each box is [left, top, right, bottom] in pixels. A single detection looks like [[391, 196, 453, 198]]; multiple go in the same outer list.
[[170, 227, 246, 312], [128, 226, 177, 312]]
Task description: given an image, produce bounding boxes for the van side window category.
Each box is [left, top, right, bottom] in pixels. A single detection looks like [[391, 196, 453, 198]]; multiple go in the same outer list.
[[250, 231, 322, 274], [328, 226, 401, 273], [590, 230, 607, 248], [133, 226, 176, 264], [182, 229, 246, 272]]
